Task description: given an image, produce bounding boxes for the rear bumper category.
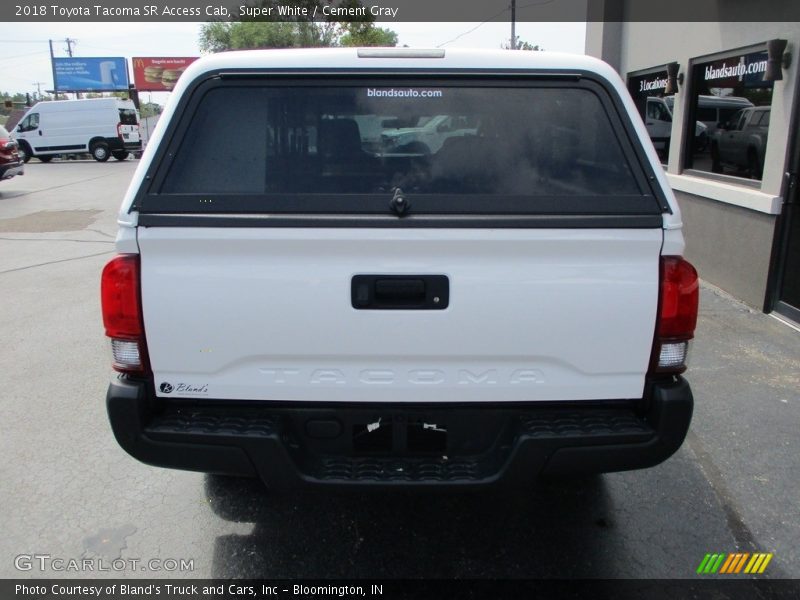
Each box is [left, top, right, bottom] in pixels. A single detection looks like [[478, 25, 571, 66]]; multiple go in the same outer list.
[[107, 377, 693, 488], [0, 162, 24, 179], [108, 137, 142, 151]]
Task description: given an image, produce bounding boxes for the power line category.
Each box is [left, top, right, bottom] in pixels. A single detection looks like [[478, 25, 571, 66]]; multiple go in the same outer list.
[[1, 56, 53, 71], [0, 51, 47, 62], [3, 72, 44, 84], [435, 0, 558, 49], [435, 6, 511, 48], [78, 43, 131, 53]]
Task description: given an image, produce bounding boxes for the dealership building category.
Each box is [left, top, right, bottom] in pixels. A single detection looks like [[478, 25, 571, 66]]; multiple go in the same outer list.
[[586, 11, 800, 323]]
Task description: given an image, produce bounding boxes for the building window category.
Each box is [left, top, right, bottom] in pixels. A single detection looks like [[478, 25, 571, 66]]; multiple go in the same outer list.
[[627, 68, 670, 165], [685, 48, 773, 181]]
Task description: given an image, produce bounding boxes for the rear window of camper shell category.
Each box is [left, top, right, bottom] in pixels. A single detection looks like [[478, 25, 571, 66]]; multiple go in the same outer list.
[[138, 76, 665, 217]]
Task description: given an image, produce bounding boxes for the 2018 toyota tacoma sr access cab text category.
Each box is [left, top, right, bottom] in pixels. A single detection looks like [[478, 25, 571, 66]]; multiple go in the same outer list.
[[102, 48, 698, 488]]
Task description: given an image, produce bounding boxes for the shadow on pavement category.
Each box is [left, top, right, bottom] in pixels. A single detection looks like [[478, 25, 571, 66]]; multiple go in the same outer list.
[[205, 474, 616, 578]]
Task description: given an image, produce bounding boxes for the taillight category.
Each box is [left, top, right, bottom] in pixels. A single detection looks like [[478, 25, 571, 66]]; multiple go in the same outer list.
[[101, 255, 149, 374], [116, 122, 124, 140], [650, 256, 699, 374]]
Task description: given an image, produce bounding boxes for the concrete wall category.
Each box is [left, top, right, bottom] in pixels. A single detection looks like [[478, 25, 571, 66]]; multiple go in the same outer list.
[[677, 191, 777, 309], [616, 21, 800, 195], [587, 20, 800, 194], [584, 21, 623, 72], [586, 13, 800, 311]]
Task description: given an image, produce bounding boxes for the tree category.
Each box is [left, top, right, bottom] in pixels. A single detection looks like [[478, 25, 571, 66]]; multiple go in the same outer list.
[[334, 0, 397, 47], [199, 0, 397, 52], [138, 102, 162, 119], [199, 22, 233, 53], [501, 36, 543, 51], [1, 91, 29, 106], [339, 22, 398, 47], [200, 21, 339, 52], [1, 91, 50, 117], [77, 92, 162, 117]]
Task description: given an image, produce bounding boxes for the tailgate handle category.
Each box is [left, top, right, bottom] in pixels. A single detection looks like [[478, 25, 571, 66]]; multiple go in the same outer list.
[[375, 278, 425, 300], [352, 275, 449, 310]]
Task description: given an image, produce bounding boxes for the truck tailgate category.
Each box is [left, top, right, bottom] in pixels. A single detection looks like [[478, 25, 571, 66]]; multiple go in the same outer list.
[[138, 227, 661, 403]]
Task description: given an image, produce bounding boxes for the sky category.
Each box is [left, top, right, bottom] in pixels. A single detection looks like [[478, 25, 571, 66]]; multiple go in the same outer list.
[[0, 21, 586, 102]]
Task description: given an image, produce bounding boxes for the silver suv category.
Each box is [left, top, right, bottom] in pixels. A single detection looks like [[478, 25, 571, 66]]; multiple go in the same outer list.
[[711, 106, 770, 179]]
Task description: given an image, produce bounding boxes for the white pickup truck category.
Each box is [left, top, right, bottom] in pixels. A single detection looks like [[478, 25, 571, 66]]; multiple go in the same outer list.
[[102, 48, 698, 488]]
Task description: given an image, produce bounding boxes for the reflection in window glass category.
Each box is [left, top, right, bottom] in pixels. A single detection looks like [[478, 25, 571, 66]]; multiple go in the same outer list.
[[697, 107, 717, 121], [162, 85, 641, 200], [626, 69, 671, 164], [686, 50, 773, 181], [647, 100, 671, 121]]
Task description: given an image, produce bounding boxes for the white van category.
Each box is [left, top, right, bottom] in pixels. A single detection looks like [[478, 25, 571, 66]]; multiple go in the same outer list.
[[664, 94, 753, 138], [645, 96, 708, 154], [14, 97, 142, 163]]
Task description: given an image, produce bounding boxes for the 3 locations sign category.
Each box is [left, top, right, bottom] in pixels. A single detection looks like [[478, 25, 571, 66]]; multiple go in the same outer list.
[[132, 57, 199, 91], [627, 69, 669, 117], [53, 57, 129, 92], [635, 74, 668, 94]]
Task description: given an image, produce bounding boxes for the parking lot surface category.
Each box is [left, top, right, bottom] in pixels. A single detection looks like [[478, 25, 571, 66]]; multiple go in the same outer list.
[[1, 160, 798, 580]]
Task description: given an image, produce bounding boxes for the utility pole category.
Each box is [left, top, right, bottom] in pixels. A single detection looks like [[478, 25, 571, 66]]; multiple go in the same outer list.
[[63, 38, 78, 98], [510, 0, 516, 50], [48, 39, 77, 100], [48, 39, 58, 100], [32, 82, 44, 100]]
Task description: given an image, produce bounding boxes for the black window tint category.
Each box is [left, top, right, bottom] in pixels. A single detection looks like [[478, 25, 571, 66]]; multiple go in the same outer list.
[[163, 88, 270, 194], [118, 109, 138, 125], [162, 85, 641, 198], [718, 108, 740, 124], [684, 50, 772, 182], [22, 113, 39, 130], [647, 100, 671, 121], [736, 111, 749, 130], [697, 107, 717, 121]]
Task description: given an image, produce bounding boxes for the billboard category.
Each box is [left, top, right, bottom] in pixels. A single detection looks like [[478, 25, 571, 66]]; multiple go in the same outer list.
[[132, 57, 199, 91], [53, 57, 129, 92]]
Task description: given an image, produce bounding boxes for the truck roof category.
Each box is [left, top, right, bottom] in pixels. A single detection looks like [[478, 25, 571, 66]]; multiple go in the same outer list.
[[178, 47, 619, 84], [696, 95, 754, 107]]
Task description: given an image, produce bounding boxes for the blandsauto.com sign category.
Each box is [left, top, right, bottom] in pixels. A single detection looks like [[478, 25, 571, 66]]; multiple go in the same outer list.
[[703, 51, 768, 82]]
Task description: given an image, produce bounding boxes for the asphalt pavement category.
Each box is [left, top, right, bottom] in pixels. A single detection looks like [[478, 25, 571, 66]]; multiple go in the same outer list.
[[0, 160, 798, 581]]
